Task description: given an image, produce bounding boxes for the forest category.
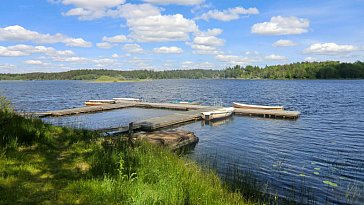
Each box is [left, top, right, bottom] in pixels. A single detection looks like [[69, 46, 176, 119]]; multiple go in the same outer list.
[[1, 61, 363, 80]]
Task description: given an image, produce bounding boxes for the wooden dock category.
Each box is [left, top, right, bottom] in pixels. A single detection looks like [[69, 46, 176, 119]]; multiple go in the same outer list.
[[32, 100, 300, 134]]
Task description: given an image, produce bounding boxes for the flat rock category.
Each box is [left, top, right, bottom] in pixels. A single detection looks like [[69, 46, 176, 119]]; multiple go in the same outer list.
[[136, 130, 198, 150]]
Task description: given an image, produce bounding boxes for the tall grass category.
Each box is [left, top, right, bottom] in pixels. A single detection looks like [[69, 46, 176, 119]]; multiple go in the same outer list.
[[0, 96, 251, 204]]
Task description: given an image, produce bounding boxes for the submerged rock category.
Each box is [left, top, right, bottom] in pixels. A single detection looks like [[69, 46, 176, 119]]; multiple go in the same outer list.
[[136, 130, 198, 150]]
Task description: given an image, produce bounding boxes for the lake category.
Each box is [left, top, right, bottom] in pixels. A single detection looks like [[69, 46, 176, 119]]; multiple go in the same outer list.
[[1, 79, 363, 204]]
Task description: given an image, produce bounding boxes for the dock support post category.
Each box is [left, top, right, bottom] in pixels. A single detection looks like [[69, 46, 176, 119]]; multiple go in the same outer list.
[[128, 122, 134, 137]]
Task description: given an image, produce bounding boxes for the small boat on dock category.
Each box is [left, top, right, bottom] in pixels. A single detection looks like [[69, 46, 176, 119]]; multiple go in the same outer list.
[[113, 98, 140, 102], [201, 107, 234, 121], [233, 102, 284, 110], [85, 100, 116, 106]]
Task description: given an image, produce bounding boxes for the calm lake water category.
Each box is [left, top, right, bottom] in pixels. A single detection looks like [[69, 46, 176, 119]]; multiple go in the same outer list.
[[1, 79, 363, 204]]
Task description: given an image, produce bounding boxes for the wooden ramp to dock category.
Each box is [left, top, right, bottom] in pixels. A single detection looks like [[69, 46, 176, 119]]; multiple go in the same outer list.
[[134, 107, 219, 131], [35, 102, 137, 117], [103, 107, 219, 135]]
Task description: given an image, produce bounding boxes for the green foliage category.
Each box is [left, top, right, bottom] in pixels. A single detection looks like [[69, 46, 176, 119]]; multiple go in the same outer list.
[[0, 102, 250, 204], [1, 61, 364, 80]]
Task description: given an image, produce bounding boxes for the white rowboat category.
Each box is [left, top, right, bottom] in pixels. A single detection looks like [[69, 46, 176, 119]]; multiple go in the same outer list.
[[233, 102, 284, 110], [201, 107, 234, 121]]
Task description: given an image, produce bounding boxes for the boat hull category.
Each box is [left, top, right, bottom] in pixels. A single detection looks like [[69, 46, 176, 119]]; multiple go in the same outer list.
[[201, 107, 234, 121], [233, 102, 284, 110]]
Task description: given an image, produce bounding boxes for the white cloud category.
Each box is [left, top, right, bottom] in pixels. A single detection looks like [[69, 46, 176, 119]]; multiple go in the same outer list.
[[62, 0, 124, 9], [115, 3, 162, 19], [24, 60, 47, 65], [264, 54, 288, 61], [123, 44, 144, 54], [303, 43, 358, 55], [61, 0, 126, 20], [53, 56, 88, 63], [189, 28, 224, 55], [143, 0, 203, 5], [153, 46, 183, 54], [304, 57, 316, 62], [0, 44, 75, 57], [93, 58, 116, 67], [102, 35, 128, 43], [96, 42, 113, 49], [0, 63, 16, 70], [252, 16, 309, 35], [196, 7, 259, 21], [273, 39, 297, 47], [181, 61, 214, 69], [112, 4, 198, 42], [127, 14, 198, 42], [111, 54, 120, 58], [0, 25, 92, 47], [193, 36, 224, 47], [215, 54, 259, 65]]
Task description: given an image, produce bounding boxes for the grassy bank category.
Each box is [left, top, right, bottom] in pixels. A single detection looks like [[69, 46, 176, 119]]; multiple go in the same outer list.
[[0, 97, 251, 204]]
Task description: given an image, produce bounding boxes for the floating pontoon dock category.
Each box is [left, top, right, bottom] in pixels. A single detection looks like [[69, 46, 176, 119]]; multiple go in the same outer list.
[[31, 100, 300, 133]]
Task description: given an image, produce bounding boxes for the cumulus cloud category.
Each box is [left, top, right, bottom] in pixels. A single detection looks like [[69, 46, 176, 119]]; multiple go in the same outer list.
[[24, 60, 48, 66], [111, 54, 120, 58], [303, 43, 358, 55], [53, 2, 198, 43], [143, 0, 203, 5], [0, 63, 16, 70], [252, 16, 309, 35], [273, 39, 297, 47], [0, 25, 92, 47], [215, 54, 259, 65], [153, 46, 183, 54], [127, 14, 198, 42], [115, 3, 161, 19], [0, 44, 75, 57], [196, 7, 259, 21], [123, 44, 144, 54], [53, 56, 88, 63], [181, 61, 214, 69], [0, 25, 91, 47], [102, 35, 128, 43], [60, 0, 126, 20], [264, 54, 288, 61], [112, 3, 198, 42], [188, 28, 224, 55]]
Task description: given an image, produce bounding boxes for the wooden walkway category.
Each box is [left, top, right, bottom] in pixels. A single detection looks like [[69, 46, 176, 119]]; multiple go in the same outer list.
[[34, 101, 300, 119], [32, 100, 300, 134]]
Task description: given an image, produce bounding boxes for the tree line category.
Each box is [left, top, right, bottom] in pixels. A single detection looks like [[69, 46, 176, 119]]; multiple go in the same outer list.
[[1, 61, 364, 80]]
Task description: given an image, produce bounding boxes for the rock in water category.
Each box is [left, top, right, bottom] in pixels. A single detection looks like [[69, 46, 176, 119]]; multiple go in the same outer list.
[[136, 130, 198, 150]]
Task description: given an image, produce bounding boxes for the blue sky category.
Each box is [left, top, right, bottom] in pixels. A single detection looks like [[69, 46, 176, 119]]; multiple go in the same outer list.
[[0, 0, 363, 73]]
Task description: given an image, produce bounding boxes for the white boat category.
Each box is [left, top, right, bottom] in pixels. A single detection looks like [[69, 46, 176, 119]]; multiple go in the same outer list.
[[233, 102, 284, 110], [201, 107, 234, 121], [113, 98, 140, 102]]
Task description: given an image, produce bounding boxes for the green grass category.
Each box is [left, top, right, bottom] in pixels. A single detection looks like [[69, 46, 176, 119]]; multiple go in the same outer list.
[[0, 97, 251, 204]]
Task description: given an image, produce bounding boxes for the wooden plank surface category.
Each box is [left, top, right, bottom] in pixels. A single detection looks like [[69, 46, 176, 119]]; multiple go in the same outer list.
[[34, 100, 300, 120], [234, 108, 300, 119]]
